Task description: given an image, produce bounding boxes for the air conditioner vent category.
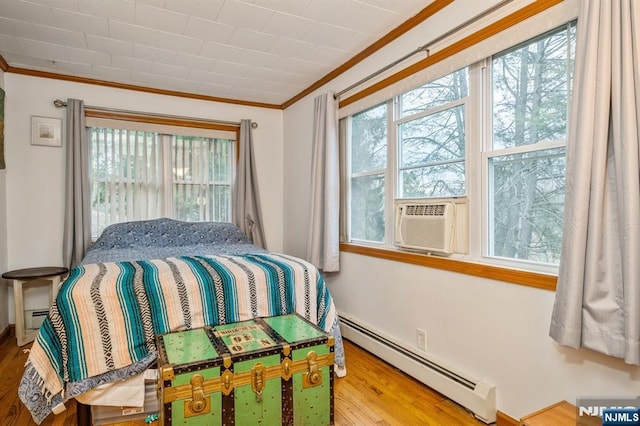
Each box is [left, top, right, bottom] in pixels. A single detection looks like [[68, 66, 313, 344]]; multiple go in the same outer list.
[[394, 200, 458, 254], [405, 204, 447, 216]]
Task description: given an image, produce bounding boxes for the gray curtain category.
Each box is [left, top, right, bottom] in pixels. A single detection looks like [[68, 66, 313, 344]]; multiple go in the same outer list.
[[550, 0, 640, 364], [307, 92, 340, 272], [233, 119, 266, 248], [62, 99, 91, 269]]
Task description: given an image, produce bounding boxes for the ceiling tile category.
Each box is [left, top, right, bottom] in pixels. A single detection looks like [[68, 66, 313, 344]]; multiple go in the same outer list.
[[359, 0, 432, 16], [0, 34, 22, 54], [261, 12, 314, 40], [92, 63, 131, 82], [28, 0, 79, 12], [111, 55, 153, 73], [135, 3, 189, 34], [135, 0, 167, 8], [269, 37, 314, 58], [151, 62, 190, 79], [50, 7, 109, 37], [303, 22, 370, 52], [198, 81, 233, 98], [132, 44, 176, 65], [164, 0, 224, 22], [156, 32, 203, 56], [0, 0, 56, 26], [1, 51, 56, 68], [86, 34, 133, 56], [300, 0, 362, 26], [174, 52, 215, 71], [252, 0, 312, 15], [227, 28, 276, 51], [346, 4, 402, 36], [67, 46, 111, 66], [52, 60, 92, 75], [244, 66, 282, 82], [188, 68, 225, 84], [236, 49, 279, 68], [165, 76, 203, 93], [276, 71, 312, 86], [216, 0, 274, 32], [109, 21, 159, 48], [210, 60, 250, 77], [32, 24, 87, 49], [0, 17, 37, 39], [77, 0, 135, 24], [299, 44, 349, 66], [183, 16, 235, 43], [199, 41, 243, 63], [14, 37, 69, 62], [131, 71, 168, 87], [271, 57, 330, 76]]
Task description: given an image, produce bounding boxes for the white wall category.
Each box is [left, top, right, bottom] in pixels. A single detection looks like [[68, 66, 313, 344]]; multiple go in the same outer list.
[[4, 73, 283, 320], [0, 69, 8, 333], [283, 0, 640, 420]]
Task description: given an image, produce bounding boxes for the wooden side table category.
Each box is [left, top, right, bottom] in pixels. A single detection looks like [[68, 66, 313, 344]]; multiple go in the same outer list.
[[2, 266, 68, 346]]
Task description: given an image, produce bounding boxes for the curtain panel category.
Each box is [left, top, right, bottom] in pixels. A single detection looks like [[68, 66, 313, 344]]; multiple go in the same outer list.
[[233, 119, 266, 248], [550, 0, 640, 365], [62, 99, 92, 269], [307, 92, 340, 272]]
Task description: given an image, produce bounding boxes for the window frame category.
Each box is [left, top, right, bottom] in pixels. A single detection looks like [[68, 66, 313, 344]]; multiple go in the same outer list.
[[87, 115, 238, 239], [344, 22, 576, 277]]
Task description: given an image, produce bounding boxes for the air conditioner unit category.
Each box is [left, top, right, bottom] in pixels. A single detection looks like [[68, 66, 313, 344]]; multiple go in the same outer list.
[[394, 200, 457, 254]]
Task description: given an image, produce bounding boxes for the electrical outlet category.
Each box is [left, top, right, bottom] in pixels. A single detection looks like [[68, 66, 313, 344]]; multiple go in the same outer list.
[[416, 328, 427, 351]]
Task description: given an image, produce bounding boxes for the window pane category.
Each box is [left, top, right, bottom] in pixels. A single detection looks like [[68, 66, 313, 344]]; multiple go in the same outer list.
[[400, 68, 468, 117], [401, 162, 465, 198], [90, 128, 163, 239], [350, 174, 385, 242], [492, 24, 576, 149], [399, 106, 465, 168], [351, 103, 387, 173], [489, 147, 565, 263], [172, 136, 232, 222]]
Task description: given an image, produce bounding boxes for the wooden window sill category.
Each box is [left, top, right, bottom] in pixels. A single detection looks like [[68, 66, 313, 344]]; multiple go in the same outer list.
[[339, 243, 557, 291]]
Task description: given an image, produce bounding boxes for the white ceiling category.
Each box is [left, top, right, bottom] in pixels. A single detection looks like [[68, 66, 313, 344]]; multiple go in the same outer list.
[[0, 0, 433, 106]]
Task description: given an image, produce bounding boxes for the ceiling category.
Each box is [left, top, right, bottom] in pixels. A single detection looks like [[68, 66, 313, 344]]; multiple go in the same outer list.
[[0, 0, 434, 106]]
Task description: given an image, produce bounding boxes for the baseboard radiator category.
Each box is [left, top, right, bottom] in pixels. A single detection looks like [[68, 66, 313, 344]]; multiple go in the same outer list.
[[339, 313, 496, 424]]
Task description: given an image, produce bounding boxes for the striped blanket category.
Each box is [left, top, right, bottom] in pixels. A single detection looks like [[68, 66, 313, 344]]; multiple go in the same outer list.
[[20, 253, 341, 424]]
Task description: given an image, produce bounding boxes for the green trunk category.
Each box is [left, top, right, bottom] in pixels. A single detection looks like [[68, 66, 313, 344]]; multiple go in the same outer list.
[[157, 314, 334, 426]]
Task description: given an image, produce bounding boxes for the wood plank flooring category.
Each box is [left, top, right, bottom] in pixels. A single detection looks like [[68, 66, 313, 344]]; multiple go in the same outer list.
[[0, 335, 484, 425]]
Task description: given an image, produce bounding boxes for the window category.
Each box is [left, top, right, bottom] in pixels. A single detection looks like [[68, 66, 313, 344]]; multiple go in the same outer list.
[[349, 103, 387, 243], [486, 25, 576, 265], [89, 123, 235, 239], [398, 68, 468, 198], [346, 22, 576, 272]]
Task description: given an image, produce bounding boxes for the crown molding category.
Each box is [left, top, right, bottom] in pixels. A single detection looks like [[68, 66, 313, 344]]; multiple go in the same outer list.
[[5, 65, 282, 109], [0, 54, 9, 72]]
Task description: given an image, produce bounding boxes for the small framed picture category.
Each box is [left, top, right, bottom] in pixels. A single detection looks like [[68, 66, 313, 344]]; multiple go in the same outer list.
[[31, 116, 62, 147]]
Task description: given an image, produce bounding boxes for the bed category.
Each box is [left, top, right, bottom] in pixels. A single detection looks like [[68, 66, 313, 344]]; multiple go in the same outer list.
[[19, 218, 346, 424]]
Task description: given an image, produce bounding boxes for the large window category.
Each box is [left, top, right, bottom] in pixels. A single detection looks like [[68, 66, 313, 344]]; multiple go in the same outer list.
[[346, 22, 576, 272], [89, 124, 235, 239]]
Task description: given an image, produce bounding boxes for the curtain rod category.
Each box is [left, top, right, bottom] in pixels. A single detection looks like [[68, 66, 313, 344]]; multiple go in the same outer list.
[[334, 0, 514, 99], [53, 99, 258, 128]]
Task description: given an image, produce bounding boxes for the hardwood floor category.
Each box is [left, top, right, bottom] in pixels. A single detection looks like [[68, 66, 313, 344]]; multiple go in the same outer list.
[[0, 336, 484, 425]]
